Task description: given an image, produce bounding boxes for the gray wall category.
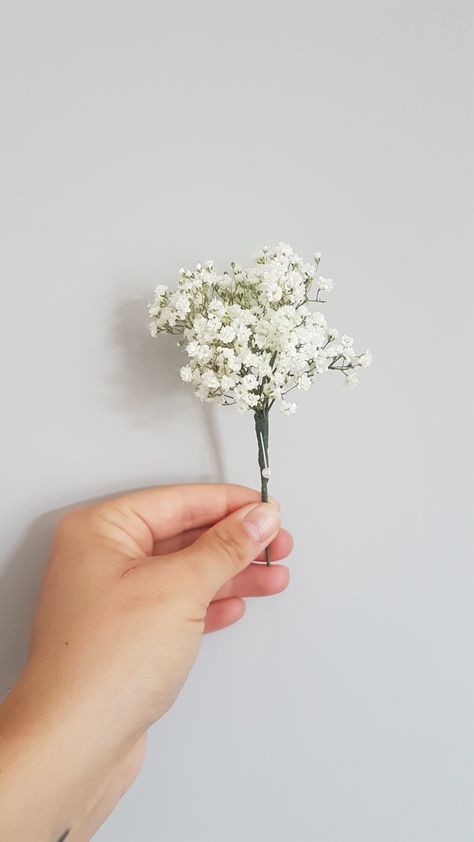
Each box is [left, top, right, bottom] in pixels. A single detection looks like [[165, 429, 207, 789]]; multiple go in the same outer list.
[[1, 2, 472, 840]]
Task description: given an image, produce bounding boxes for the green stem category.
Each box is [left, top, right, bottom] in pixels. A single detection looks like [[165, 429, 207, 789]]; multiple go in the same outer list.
[[254, 410, 271, 565]]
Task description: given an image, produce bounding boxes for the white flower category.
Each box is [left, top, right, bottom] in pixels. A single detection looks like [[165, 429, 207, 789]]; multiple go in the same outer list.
[[172, 293, 190, 319], [345, 372, 359, 389], [201, 370, 220, 389], [220, 272, 235, 290], [281, 400, 297, 415], [297, 373, 312, 391], [220, 374, 235, 390], [243, 373, 258, 390], [186, 341, 199, 358], [244, 391, 259, 407], [219, 325, 236, 343], [311, 312, 327, 327], [209, 298, 226, 317], [236, 400, 250, 413], [313, 353, 329, 373], [149, 244, 372, 413], [180, 365, 193, 382], [358, 351, 373, 367], [195, 344, 212, 363], [317, 276, 334, 292]]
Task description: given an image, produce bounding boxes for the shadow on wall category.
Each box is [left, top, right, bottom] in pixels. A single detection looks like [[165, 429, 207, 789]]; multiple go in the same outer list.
[[0, 296, 227, 696], [0, 510, 59, 698], [0, 480, 219, 698], [109, 295, 225, 481]]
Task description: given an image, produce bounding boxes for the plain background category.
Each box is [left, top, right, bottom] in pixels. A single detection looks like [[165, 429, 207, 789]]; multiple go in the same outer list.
[[0, 1, 472, 840]]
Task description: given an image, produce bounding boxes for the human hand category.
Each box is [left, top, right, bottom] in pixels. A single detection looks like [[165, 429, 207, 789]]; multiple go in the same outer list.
[[0, 484, 291, 841]]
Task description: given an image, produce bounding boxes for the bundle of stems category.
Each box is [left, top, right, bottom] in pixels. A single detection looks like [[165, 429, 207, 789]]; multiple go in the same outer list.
[[254, 410, 271, 565]]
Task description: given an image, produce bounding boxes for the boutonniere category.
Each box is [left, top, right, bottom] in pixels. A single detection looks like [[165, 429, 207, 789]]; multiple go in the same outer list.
[[148, 243, 372, 562]]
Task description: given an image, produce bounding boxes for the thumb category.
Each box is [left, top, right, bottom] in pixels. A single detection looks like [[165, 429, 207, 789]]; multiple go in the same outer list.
[[178, 502, 281, 602]]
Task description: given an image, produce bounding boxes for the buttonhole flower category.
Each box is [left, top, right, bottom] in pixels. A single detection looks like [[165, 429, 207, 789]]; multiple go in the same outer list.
[[148, 243, 372, 563]]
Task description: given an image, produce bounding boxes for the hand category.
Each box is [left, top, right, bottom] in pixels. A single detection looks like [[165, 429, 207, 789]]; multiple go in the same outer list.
[[0, 484, 292, 841]]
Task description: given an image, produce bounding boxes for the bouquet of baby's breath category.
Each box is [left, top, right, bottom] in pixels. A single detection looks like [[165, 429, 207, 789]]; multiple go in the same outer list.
[[148, 243, 372, 562]]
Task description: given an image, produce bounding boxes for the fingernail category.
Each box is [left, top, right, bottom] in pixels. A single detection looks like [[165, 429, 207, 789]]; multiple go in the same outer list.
[[243, 504, 280, 542]]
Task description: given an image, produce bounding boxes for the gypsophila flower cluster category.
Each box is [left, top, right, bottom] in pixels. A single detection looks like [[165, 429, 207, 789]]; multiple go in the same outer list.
[[148, 243, 372, 415]]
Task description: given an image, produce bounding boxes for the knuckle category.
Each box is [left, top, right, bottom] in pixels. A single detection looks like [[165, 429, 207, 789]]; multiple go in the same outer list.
[[54, 506, 89, 540], [211, 524, 248, 569]]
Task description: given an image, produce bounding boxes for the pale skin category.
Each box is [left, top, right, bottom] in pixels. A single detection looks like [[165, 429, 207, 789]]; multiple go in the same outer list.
[[0, 483, 292, 841]]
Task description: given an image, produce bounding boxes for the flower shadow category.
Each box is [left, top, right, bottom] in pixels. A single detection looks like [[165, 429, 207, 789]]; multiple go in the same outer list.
[[107, 296, 225, 480], [0, 462, 229, 699], [0, 296, 229, 697]]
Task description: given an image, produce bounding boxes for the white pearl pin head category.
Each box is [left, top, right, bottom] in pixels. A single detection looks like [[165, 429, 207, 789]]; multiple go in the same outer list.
[[261, 467, 272, 479]]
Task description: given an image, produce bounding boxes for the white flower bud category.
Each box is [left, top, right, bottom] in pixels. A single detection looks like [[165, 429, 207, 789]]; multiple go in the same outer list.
[[358, 351, 373, 367], [345, 372, 358, 389], [180, 365, 193, 383]]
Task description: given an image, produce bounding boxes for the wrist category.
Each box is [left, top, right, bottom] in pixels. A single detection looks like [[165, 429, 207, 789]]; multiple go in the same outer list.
[[0, 665, 123, 841]]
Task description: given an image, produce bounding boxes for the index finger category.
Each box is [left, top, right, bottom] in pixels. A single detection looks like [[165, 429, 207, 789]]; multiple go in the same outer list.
[[109, 483, 277, 555]]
